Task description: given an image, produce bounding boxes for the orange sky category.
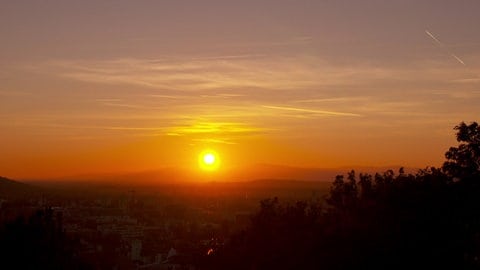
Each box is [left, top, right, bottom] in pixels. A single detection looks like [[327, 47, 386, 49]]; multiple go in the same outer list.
[[1, 1, 479, 179]]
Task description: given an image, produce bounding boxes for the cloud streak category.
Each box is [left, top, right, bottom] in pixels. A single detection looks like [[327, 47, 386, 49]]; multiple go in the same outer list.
[[168, 122, 268, 135], [34, 56, 411, 93], [262, 105, 361, 117], [192, 138, 237, 145], [12, 53, 480, 145]]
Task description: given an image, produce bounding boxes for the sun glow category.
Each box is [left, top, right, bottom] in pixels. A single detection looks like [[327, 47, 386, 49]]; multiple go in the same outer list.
[[199, 150, 220, 171], [203, 153, 215, 164]]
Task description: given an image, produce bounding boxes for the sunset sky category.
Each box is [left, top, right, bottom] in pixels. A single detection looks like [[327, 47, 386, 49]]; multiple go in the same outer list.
[[1, 1, 480, 179]]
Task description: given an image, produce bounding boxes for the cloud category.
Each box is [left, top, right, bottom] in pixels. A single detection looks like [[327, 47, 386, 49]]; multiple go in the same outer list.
[[293, 97, 366, 103], [147, 94, 191, 99], [167, 122, 267, 135], [0, 90, 33, 96], [192, 138, 237, 145], [13, 53, 480, 143], [450, 78, 480, 83], [261, 105, 361, 117], [33, 56, 410, 93]]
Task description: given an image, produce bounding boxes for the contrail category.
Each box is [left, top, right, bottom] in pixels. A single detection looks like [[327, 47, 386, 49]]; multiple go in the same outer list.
[[425, 30, 443, 46], [425, 29, 466, 66], [451, 54, 466, 65]]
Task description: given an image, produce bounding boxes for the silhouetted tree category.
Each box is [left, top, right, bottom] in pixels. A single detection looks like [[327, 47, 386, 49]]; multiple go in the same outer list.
[[205, 121, 480, 270], [443, 121, 480, 181]]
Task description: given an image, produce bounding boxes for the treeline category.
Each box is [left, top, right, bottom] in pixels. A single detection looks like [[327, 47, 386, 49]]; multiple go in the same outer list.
[[203, 122, 480, 269]]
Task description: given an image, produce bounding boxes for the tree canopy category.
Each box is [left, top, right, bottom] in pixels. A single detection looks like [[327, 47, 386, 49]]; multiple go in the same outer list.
[[443, 121, 480, 181]]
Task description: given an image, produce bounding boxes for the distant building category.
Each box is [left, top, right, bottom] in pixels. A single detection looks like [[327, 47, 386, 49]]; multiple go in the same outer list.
[[234, 212, 251, 228], [131, 239, 142, 261], [138, 247, 196, 270]]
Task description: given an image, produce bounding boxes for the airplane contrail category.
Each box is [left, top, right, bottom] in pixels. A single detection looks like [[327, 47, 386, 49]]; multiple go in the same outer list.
[[425, 29, 466, 66], [451, 54, 466, 65], [425, 30, 443, 46]]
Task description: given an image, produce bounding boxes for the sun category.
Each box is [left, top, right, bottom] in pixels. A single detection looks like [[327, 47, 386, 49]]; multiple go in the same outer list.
[[199, 150, 220, 171], [203, 153, 215, 165]]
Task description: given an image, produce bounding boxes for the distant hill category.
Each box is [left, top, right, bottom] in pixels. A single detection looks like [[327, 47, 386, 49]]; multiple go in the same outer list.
[[227, 164, 341, 182], [25, 164, 417, 187], [0, 176, 36, 198]]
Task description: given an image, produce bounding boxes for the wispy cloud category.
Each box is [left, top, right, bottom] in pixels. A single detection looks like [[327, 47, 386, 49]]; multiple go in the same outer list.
[[451, 78, 480, 83], [32, 56, 411, 93], [147, 94, 190, 99], [0, 90, 33, 96], [262, 105, 361, 117], [167, 122, 267, 135], [188, 54, 267, 61], [192, 138, 237, 145], [13, 53, 480, 145], [293, 97, 367, 103]]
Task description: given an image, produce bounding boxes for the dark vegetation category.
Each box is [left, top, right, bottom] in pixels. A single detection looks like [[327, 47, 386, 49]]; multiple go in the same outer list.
[[0, 207, 89, 269], [0, 121, 479, 269], [203, 121, 480, 269]]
